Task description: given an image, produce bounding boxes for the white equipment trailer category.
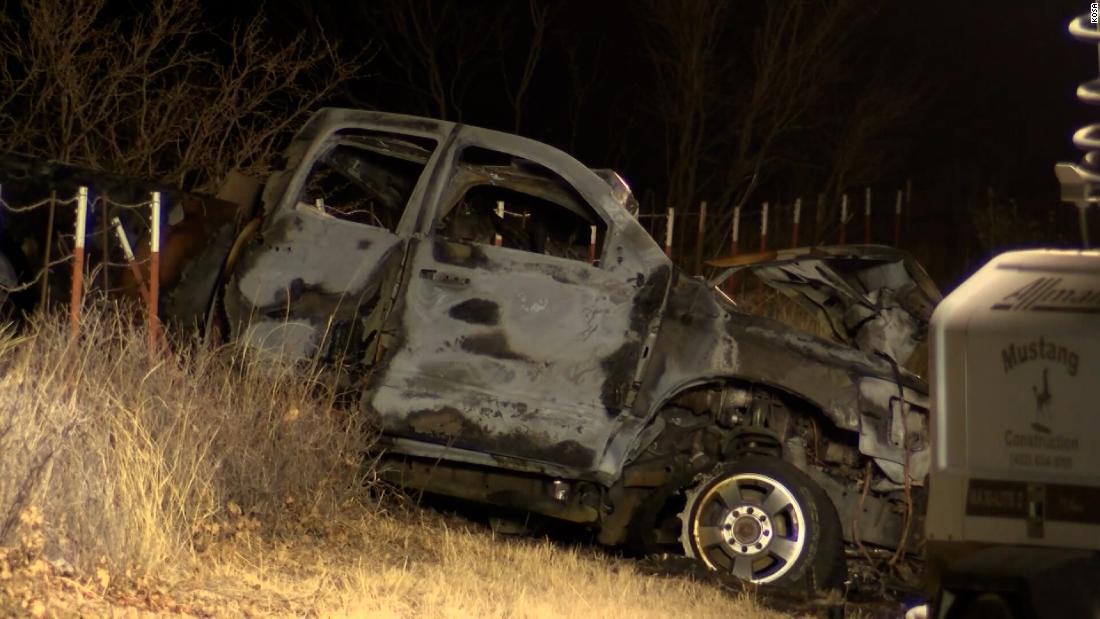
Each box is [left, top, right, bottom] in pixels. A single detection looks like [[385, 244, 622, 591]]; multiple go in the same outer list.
[[923, 13, 1100, 619], [926, 250, 1100, 618]]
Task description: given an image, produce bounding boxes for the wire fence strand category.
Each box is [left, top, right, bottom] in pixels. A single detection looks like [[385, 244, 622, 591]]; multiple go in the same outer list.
[[0, 187, 161, 295]]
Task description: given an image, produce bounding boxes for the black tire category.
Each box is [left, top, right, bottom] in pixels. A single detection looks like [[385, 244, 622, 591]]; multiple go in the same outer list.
[[680, 456, 846, 592]]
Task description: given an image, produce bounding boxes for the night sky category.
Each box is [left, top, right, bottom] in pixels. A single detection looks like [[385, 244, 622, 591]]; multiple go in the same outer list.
[[16, 0, 1100, 288], [255, 0, 1095, 288]]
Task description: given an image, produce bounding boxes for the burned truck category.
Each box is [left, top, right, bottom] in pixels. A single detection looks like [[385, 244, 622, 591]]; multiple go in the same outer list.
[[0, 110, 939, 591]]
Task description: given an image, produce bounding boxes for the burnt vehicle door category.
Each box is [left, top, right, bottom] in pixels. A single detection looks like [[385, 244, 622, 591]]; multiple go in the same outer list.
[[369, 126, 670, 479], [226, 122, 446, 364]]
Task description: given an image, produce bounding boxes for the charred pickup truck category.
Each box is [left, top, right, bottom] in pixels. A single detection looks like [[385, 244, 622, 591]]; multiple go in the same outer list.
[[223, 110, 942, 590], [0, 110, 940, 591]]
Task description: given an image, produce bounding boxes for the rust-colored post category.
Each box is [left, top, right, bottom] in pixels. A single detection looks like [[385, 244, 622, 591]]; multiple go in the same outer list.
[[694, 201, 707, 274], [101, 193, 110, 292], [111, 217, 149, 303], [894, 189, 903, 247], [864, 187, 872, 244], [665, 207, 675, 258], [148, 192, 161, 356], [589, 225, 598, 264], [39, 190, 56, 309], [731, 206, 741, 256], [759, 202, 769, 252], [839, 194, 848, 245], [494, 200, 504, 247], [69, 187, 88, 340], [725, 206, 742, 297], [791, 197, 801, 247]]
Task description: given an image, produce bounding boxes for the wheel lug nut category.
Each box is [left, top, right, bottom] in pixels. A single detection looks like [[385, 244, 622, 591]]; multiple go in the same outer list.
[[747, 507, 754, 514]]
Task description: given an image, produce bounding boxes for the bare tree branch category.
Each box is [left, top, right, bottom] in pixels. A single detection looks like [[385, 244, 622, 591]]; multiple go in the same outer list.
[[0, 0, 365, 192], [501, 0, 556, 134]]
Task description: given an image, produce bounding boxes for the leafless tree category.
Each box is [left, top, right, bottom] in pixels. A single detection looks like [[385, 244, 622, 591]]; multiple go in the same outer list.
[[561, 37, 607, 153], [379, 0, 505, 122], [640, 0, 923, 255], [640, 0, 727, 216], [0, 0, 363, 191], [707, 0, 871, 252], [813, 68, 926, 242], [500, 0, 558, 134]]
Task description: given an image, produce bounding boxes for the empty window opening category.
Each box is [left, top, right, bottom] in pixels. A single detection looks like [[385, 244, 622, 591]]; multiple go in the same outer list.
[[299, 130, 436, 231], [437, 149, 606, 264]]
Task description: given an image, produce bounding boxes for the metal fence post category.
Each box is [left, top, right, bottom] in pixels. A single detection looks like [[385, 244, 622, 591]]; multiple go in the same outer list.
[[760, 202, 769, 252], [731, 206, 741, 256], [864, 187, 872, 244], [665, 207, 675, 257], [695, 201, 707, 274], [69, 187, 88, 339], [791, 197, 801, 247], [839, 194, 848, 244], [148, 192, 161, 355]]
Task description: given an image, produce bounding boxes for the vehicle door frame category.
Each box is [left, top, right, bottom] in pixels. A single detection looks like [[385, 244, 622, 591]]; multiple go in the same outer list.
[[226, 111, 460, 362], [372, 123, 674, 481]]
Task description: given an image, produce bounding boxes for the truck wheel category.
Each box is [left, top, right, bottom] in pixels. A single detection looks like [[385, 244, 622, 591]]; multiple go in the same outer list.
[[680, 457, 845, 590]]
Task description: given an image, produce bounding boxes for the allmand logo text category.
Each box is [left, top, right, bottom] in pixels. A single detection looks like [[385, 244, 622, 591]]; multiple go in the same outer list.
[[991, 277, 1100, 314]]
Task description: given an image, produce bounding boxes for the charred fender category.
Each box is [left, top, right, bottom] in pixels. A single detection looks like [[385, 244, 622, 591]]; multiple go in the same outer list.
[[632, 271, 930, 482]]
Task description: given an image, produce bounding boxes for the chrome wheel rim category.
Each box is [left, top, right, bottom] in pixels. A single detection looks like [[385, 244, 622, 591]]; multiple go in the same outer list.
[[682, 472, 807, 584]]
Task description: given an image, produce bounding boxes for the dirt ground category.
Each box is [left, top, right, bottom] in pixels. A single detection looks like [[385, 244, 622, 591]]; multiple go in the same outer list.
[[1, 498, 811, 618], [2, 496, 922, 618]]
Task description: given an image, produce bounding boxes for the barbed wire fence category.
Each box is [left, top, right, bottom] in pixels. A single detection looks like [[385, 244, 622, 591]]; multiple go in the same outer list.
[[0, 183, 164, 354]]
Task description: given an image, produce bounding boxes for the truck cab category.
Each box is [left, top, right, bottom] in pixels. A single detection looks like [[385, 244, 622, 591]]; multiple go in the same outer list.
[[218, 108, 940, 591]]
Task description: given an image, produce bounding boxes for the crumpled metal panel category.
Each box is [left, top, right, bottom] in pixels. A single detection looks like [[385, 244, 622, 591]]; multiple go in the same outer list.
[[635, 271, 917, 432], [708, 245, 941, 367], [858, 376, 931, 483], [367, 237, 668, 479], [225, 204, 403, 359], [633, 271, 932, 483]]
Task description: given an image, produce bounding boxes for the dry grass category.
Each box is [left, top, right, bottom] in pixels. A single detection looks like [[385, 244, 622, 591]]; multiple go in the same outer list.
[[181, 503, 789, 618], [0, 301, 368, 575], [0, 305, 789, 617], [732, 285, 835, 340]]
